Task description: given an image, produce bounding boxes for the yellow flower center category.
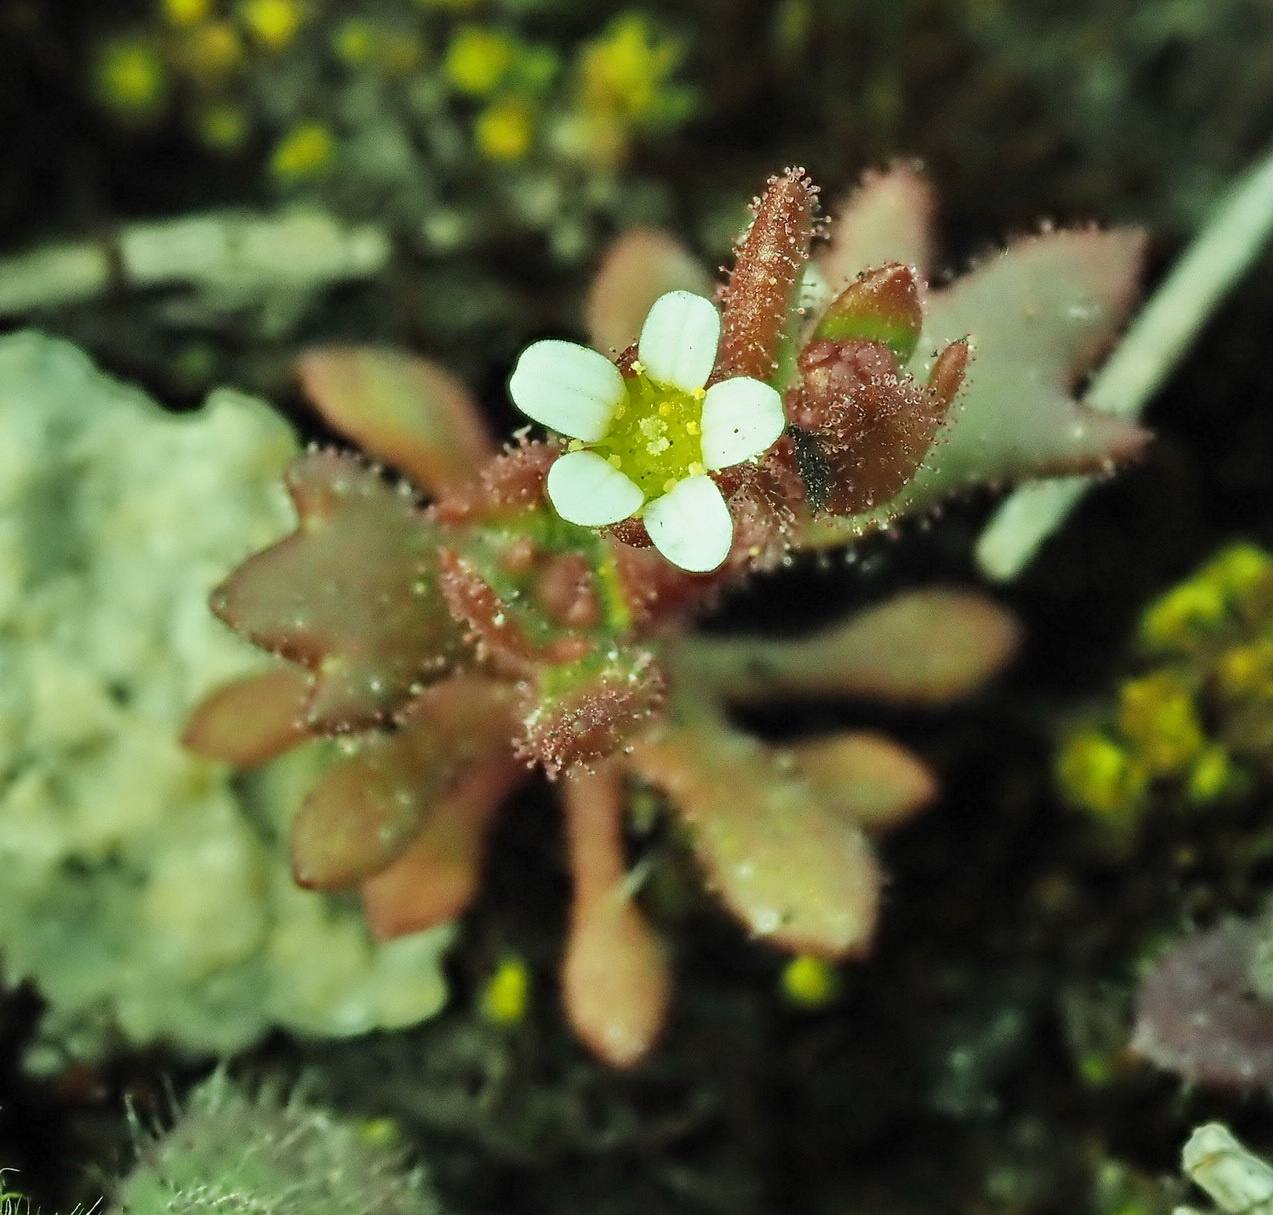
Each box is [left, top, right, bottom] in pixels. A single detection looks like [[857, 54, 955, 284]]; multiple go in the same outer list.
[[585, 371, 705, 497]]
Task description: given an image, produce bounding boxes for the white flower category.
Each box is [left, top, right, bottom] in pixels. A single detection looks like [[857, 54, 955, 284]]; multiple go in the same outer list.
[[508, 291, 785, 572]]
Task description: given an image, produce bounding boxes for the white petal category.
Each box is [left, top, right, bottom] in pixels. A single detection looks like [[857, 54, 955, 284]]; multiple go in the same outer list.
[[546, 450, 644, 527], [700, 376, 786, 469], [508, 339, 625, 442], [638, 291, 721, 393], [644, 474, 733, 573]]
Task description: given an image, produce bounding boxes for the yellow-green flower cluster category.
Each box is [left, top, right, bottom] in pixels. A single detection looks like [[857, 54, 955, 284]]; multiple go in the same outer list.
[[1057, 543, 1273, 828], [90, 0, 695, 254]]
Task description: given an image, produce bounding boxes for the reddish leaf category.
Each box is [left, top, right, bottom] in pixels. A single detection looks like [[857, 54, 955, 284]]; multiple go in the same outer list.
[[586, 228, 714, 355], [818, 164, 936, 291], [629, 715, 881, 957], [518, 645, 667, 776], [361, 756, 524, 939], [685, 588, 1021, 706], [182, 664, 314, 766], [298, 347, 496, 498], [784, 731, 937, 833], [291, 675, 515, 890], [712, 168, 816, 387], [785, 336, 961, 515], [561, 764, 671, 1068], [211, 450, 464, 730]]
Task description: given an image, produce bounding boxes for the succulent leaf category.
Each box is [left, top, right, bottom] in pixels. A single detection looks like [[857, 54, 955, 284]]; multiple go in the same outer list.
[[683, 588, 1020, 706], [812, 263, 924, 361], [292, 675, 515, 890], [182, 664, 314, 765], [630, 712, 881, 957], [298, 346, 496, 497], [561, 764, 671, 1068], [361, 755, 524, 940], [519, 645, 667, 775], [818, 164, 936, 291], [211, 450, 464, 730], [786, 731, 937, 834], [713, 168, 816, 390]]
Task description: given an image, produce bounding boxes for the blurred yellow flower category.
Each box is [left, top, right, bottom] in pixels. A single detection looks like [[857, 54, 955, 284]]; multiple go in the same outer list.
[[480, 957, 530, 1025], [475, 96, 534, 161], [271, 121, 335, 179], [239, 0, 303, 51], [161, 0, 214, 27], [95, 39, 168, 121], [445, 26, 517, 97]]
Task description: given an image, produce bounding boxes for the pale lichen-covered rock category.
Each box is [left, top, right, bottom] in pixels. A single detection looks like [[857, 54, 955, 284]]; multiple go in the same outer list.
[[0, 331, 450, 1070]]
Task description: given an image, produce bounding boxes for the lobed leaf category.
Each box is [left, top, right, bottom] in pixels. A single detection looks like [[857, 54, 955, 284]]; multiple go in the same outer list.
[[629, 712, 881, 957], [292, 675, 515, 890], [298, 347, 496, 498], [211, 450, 464, 730]]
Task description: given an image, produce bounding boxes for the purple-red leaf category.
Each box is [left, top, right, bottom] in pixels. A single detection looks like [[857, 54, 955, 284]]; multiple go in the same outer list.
[[211, 450, 464, 730], [812, 263, 924, 361], [361, 755, 524, 939], [292, 675, 515, 890], [298, 347, 496, 498], [713, 168, 817, 387], [182, 664, 314, 766]]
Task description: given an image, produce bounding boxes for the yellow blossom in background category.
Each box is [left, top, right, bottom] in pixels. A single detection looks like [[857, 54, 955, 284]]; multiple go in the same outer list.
[[194, 101, 250, 152], [1216, 639, 1273, 699], [1056, 728, 1150, 823], [332, 18, 378, 66], [180, 20, 244, 84], [1203, 542, 1273, 604], [579, 13, 681, 123], [95, 39, 168, 121], [1117, 671, 1206, 776], [238, 0, 303, 51], [1139, 579, 1228, 654], [271, 121, 335, 179], [1186, 743, 1235, 805], [161, 0, 214, 27], [445, 26, 517, 97], [475, 96, 534, 161], [780, 955, 839, 1008], [480, 956, 530, 1026]]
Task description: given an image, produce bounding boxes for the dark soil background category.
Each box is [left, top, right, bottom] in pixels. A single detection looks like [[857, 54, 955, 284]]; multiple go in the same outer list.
[[4, 1, 1273, 1212]]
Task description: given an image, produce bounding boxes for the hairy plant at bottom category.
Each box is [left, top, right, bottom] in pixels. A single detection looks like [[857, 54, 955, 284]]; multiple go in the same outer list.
[[187, 166, 1147, 1066]]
